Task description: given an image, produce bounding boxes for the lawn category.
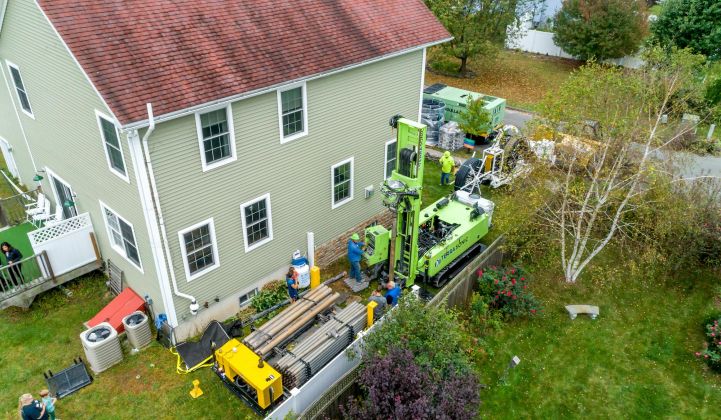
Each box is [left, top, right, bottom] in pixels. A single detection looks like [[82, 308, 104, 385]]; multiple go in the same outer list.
[[474, 245, 721, 417], [0, 275, 258, 420], [426, 50, 581, 111], [423, 150, 721, 417]]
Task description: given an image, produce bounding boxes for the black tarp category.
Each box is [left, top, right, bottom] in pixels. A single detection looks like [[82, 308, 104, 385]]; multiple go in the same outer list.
[[175, 320, 231, 369]]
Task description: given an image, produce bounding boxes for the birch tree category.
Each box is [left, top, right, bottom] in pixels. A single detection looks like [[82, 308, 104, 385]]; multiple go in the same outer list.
[[536, 48, 711, 283]]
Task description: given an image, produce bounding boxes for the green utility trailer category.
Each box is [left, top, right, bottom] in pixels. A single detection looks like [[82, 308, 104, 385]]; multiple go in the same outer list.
[[362, 116, 494, 288], [423, 83, 506, 134]]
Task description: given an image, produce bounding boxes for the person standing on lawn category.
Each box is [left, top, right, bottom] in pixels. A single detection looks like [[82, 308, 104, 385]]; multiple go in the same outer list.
[[39, 390, 56, 420], [347, 233, 365, 283], [286, 266, 299, 303], [439, 151, 455, 185], [18, 393, 47, 420], [2, 242, 23, 287]]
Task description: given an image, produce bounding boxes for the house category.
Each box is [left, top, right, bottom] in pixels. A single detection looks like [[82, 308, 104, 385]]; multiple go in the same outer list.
[[0, 0, 450, 339]]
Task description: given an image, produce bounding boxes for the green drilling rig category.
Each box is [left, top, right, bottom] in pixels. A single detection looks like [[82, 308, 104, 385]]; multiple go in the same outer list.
[[363, 116, 495, 288]]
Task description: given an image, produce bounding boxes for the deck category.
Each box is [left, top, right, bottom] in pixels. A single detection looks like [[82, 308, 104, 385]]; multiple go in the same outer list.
[[0, 213, 103, 310]]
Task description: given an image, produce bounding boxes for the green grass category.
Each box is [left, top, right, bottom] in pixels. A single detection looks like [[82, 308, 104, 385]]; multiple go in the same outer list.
[[1, 275, 258, 420], [475, 252, 721, 418], [422, 153, 721, 417]]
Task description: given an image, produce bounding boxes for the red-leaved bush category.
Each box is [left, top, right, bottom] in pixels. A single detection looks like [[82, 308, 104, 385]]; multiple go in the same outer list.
[[477, 265, 541, 317], [341, 346, 481, 419]]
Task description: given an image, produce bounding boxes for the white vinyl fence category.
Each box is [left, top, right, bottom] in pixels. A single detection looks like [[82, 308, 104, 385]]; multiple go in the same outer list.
[[28, 213, 98, 276], [507, 29, 645, 69]]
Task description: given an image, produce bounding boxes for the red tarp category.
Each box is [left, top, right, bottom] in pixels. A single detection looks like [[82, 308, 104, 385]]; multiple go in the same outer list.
[[87, 288, 145, 333]]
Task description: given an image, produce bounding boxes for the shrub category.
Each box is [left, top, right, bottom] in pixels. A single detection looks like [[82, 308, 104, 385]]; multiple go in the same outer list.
[[362, 295, 471, 376], [458, 98, 492, 137], [477, 265, 541, 317], [250, 280, 287, 312], [341, 345, 481, 420], [469, 292, 503, 332], [696, 316, 721, 372]]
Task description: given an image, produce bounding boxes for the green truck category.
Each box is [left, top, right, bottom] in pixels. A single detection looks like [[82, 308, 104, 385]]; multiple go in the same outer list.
[[363, 116, 494, 288]]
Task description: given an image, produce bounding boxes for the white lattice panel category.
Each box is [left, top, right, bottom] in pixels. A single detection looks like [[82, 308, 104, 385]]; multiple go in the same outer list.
[[29, 213, 92, 247]]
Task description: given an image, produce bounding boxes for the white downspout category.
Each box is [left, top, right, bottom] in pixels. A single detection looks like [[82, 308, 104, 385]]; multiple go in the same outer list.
[[141, 103, 198, 316]]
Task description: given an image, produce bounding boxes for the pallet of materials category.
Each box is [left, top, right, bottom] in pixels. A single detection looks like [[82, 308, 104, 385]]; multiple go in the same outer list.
[[275, 301, 367, 389], [243, 285, 339, 357]]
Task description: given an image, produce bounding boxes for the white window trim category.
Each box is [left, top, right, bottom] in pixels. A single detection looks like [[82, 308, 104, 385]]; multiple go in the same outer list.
[[99, 200, 143, 273], [5, 60, 34, 119], [95, 110, 130, 183], [277, 81, 308, 144], [239, 287, 259, 307], [178, 217, 220, 282], [331, 157, 354, 209], [384, 138, 397, 180], [240, 193, 274, 253], [195, 104, 237, 172]]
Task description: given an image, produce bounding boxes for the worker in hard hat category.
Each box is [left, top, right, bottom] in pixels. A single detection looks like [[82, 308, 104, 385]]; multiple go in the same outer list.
[[439, 151, 455, 185], [347, 233, 365, 283]]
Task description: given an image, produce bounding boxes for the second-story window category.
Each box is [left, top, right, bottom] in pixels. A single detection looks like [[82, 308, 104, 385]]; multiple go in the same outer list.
[[6, 61, 33, 118], [195, 105, 237, 171], [96, 111, 128, 182], [277, 82, 308, 143]]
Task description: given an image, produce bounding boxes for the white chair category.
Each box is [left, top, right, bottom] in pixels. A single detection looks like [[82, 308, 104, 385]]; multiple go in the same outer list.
[[25, 193, 46, 216], [31, 200, 53, 226], [45, 205, 65, 226]]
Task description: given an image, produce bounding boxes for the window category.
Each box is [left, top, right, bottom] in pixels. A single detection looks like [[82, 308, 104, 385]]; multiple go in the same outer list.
[[331, 157, 354, 209], [240, 193, 273, 252], [384, 139, 397, 179], [239, 288, 259, 307], [6, 61, 33, 118], [195, 105, 236, 171], [277, 82, 308, 143], [101, 202, 142, 271], [96, 111, 128, 181], [179, 218, 220, 281]]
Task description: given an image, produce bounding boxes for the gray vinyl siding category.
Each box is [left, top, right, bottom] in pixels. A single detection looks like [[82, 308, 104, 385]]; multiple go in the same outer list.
[[149, 50, 423, 321], [0, 1, 165, 314], [0, 70, 33, 185]]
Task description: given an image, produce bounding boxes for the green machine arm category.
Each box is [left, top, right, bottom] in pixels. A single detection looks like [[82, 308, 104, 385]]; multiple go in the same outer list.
[[383, 116, 427, 287]]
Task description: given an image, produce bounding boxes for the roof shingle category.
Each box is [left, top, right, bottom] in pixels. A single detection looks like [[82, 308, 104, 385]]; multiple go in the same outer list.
[[38, 0, 450, 125]]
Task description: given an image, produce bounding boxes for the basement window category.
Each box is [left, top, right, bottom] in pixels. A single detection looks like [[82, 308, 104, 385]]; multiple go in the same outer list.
[[277, 82, 308, 143], [101, 202, 142, 271], [96, 111, 128, 182], [195, 105, 237, 171], [6, 61, 33, 118], [240, 193, 273, 252], [239, 288, 259, 307], [331, 157, 354, 209], [179, 218, 220, 281]]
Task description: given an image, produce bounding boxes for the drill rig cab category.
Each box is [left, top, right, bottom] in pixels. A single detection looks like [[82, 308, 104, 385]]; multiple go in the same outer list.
[[363, 116, 494, 288]]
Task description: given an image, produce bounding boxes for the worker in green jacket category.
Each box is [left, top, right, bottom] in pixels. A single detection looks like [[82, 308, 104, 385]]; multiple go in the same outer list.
[[439, 151, 455, 185]]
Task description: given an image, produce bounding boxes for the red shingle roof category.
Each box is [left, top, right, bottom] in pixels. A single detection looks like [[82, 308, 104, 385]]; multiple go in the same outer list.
[[38, 0, 450, 126]]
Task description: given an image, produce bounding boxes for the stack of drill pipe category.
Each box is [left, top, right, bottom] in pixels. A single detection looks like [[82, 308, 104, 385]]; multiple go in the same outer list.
[[274, 301, 367, 389], [243, 285, 339, 357]]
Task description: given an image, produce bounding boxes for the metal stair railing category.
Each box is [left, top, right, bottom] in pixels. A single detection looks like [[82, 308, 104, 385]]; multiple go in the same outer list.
[[0, 251, 53, 300]]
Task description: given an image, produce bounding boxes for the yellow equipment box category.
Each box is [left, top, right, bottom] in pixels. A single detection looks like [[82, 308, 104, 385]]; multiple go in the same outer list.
[[215, 338, 283, 409]]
